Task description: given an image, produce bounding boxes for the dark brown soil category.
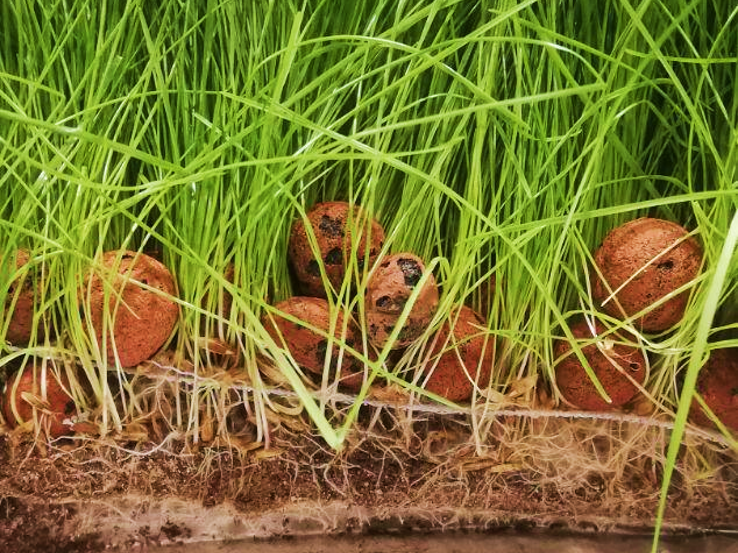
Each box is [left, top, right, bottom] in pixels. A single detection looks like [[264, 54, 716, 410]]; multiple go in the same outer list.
[[1, 408, 737, 552]]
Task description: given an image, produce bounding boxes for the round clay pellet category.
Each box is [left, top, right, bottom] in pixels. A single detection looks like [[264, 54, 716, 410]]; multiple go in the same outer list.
[[85, 250, 179, 368], [690, 348, 738, 432], [2, 362, 76, 438], [592, 217, 702, 333], [288, 202, 385, 297], [423, 306, 494, 402], [366, 253, 438, 349], [3, 249, 39, 345], [263, 296, 363, 387], [554, 318, 647, 411]]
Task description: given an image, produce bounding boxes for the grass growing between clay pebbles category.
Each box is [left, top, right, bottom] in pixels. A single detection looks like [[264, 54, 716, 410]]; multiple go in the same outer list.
[[1, 0, 737, 549]]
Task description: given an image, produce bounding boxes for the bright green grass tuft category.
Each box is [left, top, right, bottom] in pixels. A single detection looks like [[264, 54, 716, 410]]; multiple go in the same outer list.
[[1, 0, 737, 547]]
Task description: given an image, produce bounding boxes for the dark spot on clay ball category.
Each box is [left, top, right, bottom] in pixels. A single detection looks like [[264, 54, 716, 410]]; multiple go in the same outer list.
[[629, 362, 640, 372], [384, 324, 394, 335], [732, 387, 738, 397], [319, 215, 343, 238], [316, 339, 328, 361], [307, 259, 321, 277], [64, 400, 76, 416], [397, 258, 422, 287], [657, 260, 674, 271], [324, 247, 343, 265], [376, 296, 392, 309]]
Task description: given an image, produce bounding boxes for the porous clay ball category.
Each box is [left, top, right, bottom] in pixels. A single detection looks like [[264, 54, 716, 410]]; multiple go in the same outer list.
[[85, 251, 179, 368], [288, 201, 385, 297], [554, 318, 647, 411], [423, 306, 493, 402], [592, 217, 702, 333], [690, 348, 738, 432], [2, 363, 75, 437], [366, 253, 438, 349], [263, 296, 363, 389], [2, 249, 38, 345]]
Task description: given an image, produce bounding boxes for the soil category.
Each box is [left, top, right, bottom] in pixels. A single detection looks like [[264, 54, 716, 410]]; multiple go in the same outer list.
[[1, 404, 737, 552]]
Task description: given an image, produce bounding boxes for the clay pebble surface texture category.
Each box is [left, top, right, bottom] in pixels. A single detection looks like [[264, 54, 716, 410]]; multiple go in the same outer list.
[[554, 318, 647, 411], [288, 201, 385, 298], [366, 253, 439, 349], [690, 348, 738, 432], [263, 296, 364, 390], [2, 249, 39, 345], [424, 306, 493, 402], [85, 251, 179, 368], [2, 363, 76, 437], [592, 217, 702, 333]]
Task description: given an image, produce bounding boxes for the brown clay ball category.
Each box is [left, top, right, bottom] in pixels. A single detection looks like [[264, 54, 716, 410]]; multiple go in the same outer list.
[[690, 348, 738, 432], [288, 201, 385, 297], [554, 318, 647, 411], [366, 253, 439, 349], [2, 363, 76, 438], [592, 217, 702, 333], [3, 249, 39, 345], [263, 296, 363, 389], [84, 250, 179, 368], [423, 306, 494, 403]]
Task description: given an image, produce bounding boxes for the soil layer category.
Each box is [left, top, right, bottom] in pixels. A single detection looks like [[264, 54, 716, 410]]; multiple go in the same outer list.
[[1, 413, 737, 552]]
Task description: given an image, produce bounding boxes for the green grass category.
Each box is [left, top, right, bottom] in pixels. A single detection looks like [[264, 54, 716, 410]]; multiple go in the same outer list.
[[1, 0, 737, 549]]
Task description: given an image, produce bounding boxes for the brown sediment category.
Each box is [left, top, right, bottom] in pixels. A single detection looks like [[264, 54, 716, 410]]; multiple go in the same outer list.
[[263, 296, 364, 389], [423, 306, 494, 402], [554, 318, 647, 411], [288, 202, 385, 298], [592, 217, 702, 333], [366, 253, 438, 349], [2, 361, 76, 438], [690, 347, 738, 432], [84, 250, 179, 368]]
